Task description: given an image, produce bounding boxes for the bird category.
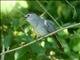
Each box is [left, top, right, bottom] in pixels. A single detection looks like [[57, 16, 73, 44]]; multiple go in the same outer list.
[[24, 13, 64, 52]]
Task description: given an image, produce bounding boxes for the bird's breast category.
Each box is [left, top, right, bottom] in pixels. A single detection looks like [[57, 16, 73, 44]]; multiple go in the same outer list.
[[33, 24, 48, 37]]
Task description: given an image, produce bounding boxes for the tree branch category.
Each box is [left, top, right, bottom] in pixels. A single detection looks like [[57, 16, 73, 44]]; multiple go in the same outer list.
[[0, 23, 80, 55]]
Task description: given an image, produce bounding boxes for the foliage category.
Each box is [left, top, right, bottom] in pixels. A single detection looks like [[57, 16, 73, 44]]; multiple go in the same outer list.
[[0, 0, 80, 60]]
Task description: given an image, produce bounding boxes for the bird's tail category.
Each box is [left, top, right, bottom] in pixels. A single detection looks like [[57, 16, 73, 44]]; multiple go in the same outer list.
[[52, 35, 64, 52]]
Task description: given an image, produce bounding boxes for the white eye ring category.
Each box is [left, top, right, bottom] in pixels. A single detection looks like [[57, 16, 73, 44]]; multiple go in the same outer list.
[[27, 14, 30, 17], [24, 14, 31, 18]]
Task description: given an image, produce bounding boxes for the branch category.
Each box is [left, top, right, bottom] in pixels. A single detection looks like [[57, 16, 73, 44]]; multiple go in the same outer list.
[[0, 23, 80, 55]]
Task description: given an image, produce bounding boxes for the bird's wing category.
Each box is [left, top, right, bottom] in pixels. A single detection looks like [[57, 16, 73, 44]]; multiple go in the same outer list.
[[44, 20, 64, 52], [44, 20, 56, 33]]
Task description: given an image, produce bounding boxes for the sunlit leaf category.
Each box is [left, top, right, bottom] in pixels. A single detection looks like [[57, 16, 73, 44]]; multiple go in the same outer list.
[[15, 47, 28, 60]]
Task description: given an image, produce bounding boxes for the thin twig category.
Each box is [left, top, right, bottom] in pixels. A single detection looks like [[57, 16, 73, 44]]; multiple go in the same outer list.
[[65, 0, 75, 9], [0, 23, 80, 55], [36, 0, 62, 28], [40, 11, 46, 17], [65, 0, 77, 18]]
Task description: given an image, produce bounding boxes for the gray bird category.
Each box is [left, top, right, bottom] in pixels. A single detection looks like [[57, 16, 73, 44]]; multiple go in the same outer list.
[[24, 13, 63, 52]]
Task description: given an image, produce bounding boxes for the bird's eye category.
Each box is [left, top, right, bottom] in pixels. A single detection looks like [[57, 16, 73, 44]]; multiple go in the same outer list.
[[27, 14, 30, 17], [27, 14, 32, 18], [24, 14, 32, 18]]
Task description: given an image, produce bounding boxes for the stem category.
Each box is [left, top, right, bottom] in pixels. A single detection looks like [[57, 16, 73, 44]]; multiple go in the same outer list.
[[1, 35, 5, 60]]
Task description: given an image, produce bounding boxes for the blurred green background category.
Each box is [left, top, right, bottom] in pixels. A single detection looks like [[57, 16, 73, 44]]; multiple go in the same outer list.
[[0, 0, 80, 60]]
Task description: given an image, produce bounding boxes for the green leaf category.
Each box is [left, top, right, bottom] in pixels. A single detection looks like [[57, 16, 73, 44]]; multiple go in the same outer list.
[[5, 52, 14, 60], [69, 29, 80, 53], [57, 29, 69, 39], [11, 19, 19, 30], [4, 32, 13, 48], [31, 42, 45, 54], [15, 34, 32, 42], [14, 47, 29, 60], [37, 54, 50, 60]]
